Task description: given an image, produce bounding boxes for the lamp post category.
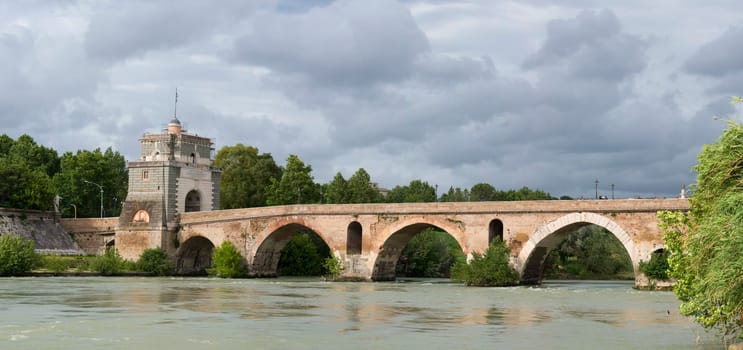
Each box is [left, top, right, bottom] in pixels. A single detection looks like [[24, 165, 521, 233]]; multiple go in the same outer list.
[[595, 179, 599, 200], [611, 184, 615, 200], [84, 180, 104, 218]]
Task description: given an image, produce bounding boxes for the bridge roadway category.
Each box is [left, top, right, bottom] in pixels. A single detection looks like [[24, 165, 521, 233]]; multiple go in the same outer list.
[[156, 198, 688, 284]]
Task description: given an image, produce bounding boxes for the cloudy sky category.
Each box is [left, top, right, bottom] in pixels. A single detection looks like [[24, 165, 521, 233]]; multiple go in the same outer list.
[[2, 0, 742, 199]]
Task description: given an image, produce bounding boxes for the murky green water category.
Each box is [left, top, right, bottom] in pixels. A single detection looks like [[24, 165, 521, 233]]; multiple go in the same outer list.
[[0, 277, 719, 349]]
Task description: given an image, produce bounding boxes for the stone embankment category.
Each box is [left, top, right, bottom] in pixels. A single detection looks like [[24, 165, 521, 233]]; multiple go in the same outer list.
[[0, 208, 83, 255]]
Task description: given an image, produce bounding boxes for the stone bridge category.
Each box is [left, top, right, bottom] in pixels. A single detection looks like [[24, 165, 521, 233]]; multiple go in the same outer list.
[[124, 198, 687, 284]]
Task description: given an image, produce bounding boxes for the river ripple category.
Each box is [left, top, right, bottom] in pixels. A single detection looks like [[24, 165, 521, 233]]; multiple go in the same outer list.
[[0, 277, 719, 349]]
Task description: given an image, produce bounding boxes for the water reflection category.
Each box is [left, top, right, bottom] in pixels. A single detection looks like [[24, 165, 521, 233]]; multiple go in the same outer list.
[[0, 277, 720, 350]]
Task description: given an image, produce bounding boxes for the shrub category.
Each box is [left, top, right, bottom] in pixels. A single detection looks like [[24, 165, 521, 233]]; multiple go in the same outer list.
[[91, 247, 127, 275], [209, 241, 247, 278], [136, 248, 173, 276], [42, 255, 70, 273], [639, 250, 669, 280], [451, 239, 519, 287], [277, 234, 326, 276], [323, 255, 344, 280], [0, 234, 39, 276]]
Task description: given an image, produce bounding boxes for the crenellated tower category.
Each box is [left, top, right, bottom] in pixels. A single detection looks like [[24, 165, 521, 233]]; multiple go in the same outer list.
[[116, 116, 221, 259]]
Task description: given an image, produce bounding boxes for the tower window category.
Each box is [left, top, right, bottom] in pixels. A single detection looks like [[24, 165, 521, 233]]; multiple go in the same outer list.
[[142, 170, 149, 181]]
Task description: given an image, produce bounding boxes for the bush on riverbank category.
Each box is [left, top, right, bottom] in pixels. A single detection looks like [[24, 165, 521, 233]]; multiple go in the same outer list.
[[0, 233, 39, 276], [450, 239, 519, 286], [90, 247, 132, 275], [639, 249, 669, 280], [209, 241, 247, 278], [323, 254, 344, 280], [136, 248, 173, 276]]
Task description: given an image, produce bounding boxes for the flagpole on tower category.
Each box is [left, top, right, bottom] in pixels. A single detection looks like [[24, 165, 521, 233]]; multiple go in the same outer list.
[[174, 88, 179, 118]]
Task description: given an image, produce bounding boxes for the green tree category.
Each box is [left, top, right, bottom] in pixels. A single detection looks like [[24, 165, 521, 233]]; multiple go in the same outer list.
[[439, 186, 470, 202], [386, 179, 437, 203], [8, 134, 60, 177], [397, 228, 464, 277], [209, 241, 247, 278], [266, 154, 321, 205], [214, 144, 281, 209], [323, 172, 348, 204], [660, 109, 743, 342], [451, 239, 519, 286], [494, 186, 555, 201], [543, 225, 632, 278], [346, 168, 380, 203], [0, 157, 54, 210], [0, 234, 39, 276], [136, 248, 173, 276], [277, 233, 329, 276], [470, 183, 496, 201], [52, 147, 128, 218], [90, 247, 127, 276], [0, 134, 14, 156], [639, 249, 669, 280]]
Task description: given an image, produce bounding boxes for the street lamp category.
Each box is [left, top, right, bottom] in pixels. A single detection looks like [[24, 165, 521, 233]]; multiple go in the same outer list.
[[611, 184, 615, 200], [84, 180, 104, 218], [595, 179, 599, 200]]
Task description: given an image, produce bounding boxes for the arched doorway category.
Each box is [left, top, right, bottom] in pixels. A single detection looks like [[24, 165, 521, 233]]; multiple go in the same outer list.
[[346, 221, 362, 255], [185, 190, 201, 212], [489, 219, 504, 243], [176, 236, 215, 275]]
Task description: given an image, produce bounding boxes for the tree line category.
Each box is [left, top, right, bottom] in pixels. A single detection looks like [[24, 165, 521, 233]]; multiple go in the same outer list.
[[216, 143, 557, 208], [0, 134, 127, 218], [0, 136, 561, 217]]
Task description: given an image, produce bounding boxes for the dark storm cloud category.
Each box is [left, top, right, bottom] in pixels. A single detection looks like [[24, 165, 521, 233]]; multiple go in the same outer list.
[[2, 0, 740, 199], [685, 25, 743, 77]]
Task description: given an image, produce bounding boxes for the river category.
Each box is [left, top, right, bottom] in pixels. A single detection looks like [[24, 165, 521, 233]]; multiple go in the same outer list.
[[0, 277, 720, 349]]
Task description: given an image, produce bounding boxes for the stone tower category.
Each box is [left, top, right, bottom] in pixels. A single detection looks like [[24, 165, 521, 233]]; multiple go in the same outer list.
[[116, 117, 221, 260]]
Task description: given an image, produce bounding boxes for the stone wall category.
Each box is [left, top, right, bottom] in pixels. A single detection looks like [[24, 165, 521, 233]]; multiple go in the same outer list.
[[61, 217, 118, 255], [0, 208, 84, 255]]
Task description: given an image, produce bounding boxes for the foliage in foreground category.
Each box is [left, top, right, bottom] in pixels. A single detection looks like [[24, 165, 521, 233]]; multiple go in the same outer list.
[[660, 107, 743, 344], [450, 239, 519, 287], [136, 248, 173, 276], [209, 241, 247, 278], [0, 234, 39, 276]]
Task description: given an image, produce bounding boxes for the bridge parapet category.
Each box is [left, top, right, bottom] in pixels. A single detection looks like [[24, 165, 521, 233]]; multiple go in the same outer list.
[[179, 198, 689, 224]]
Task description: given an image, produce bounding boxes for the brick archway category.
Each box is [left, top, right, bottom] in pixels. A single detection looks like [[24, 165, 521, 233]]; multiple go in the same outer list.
[[515, 212, 638, 284], [251, 221, 331, 277], [176, 235, 215, 275], [371, 217, 466, 281]]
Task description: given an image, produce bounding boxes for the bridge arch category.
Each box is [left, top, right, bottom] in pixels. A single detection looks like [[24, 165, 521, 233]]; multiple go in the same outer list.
[[251, 221, 332, 277], [516, 212, 638, 284], [176, 235, 215, 275], [372, 217, 466, 281]]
